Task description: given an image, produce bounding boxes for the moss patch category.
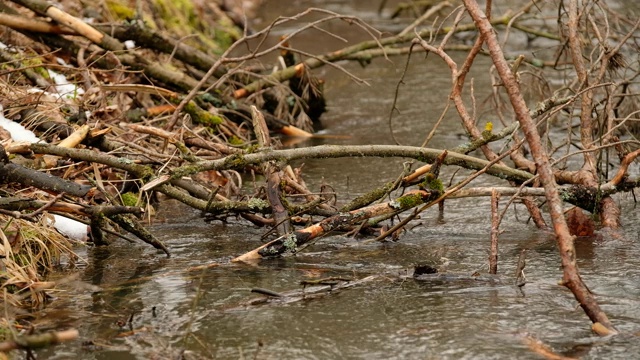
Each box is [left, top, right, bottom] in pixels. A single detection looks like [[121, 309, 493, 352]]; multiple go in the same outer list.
[[120, 192, 139, 207], [150, 0, 240, 54], [106, 0, 136, 20], [421, 173, 444, 193], [393, 193, 424, 210]]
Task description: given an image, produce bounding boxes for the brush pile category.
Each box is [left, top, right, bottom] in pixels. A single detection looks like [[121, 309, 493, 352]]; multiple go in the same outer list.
[[0, 0, 330, 311]]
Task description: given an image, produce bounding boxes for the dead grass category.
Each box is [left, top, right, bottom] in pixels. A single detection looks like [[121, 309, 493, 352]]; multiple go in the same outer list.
[[1, 215, 78, 310]]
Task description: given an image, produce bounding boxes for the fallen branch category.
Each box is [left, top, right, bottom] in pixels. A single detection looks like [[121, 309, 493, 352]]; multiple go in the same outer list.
[[170, 144, 535, 183], [0, 160, 93, 197], [489, 190, 499, 274], [232, 189, 436, 261], [463, 0, 616, 333], [0, 329, 78, 352], [234, 275, 378, 308]]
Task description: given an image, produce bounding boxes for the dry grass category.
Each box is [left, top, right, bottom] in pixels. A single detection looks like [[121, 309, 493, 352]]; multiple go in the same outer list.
[[0, 215, 77, 310]]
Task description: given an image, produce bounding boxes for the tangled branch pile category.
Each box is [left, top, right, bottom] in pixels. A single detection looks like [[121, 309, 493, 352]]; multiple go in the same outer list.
[[0, 0, 639, 336]]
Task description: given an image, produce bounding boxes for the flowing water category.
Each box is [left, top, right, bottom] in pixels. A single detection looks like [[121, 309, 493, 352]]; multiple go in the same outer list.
[[33, 1, 640, 359]]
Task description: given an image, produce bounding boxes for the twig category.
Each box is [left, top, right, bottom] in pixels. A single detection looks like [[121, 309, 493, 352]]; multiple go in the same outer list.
[[489, 189, 499, 274]]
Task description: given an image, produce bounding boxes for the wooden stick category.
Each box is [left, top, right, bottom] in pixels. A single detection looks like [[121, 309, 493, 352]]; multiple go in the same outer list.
[[0, 329, 78, 351], [489, 189, 499, 274]]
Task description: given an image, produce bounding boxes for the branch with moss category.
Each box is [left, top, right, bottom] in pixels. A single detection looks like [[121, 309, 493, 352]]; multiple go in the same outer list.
[[233, 189, 436, 261]]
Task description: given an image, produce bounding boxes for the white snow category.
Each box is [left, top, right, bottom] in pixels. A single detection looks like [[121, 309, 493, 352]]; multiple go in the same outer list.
[[52, 215, 89, 242], [0, 105, 40, 143], [47, 69, 84, 99]]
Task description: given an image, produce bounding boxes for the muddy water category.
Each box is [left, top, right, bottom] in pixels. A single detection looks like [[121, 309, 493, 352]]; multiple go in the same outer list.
[[35, 1, 640, 359]]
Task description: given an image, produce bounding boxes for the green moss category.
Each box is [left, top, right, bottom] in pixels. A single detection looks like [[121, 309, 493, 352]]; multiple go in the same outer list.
[[170, 164, 202, 179], [212, 17, 241, 49], [0, 326, 10, 341], [120, 192, 139, 207], [140, 168, 156, 182], [247, 197, 269, 210], [106, 0, 136, 20], [340, 181, 395, 212], [22, 56, 49, 79], [151, 0, 238, 54], [203, 114, 224, 126], [183, 102, 224, 127], [393, 193, 424, 210], [228, 136, 244, 146], [421, 173, 444, 193], [283, 233, 298, 252], [224, 154, 247, 169], [244, 144, 261, 153]]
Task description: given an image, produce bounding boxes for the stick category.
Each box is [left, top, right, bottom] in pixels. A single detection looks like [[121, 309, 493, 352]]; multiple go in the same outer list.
[[0, 329, 78, 351], [489, 189, 499, 274]]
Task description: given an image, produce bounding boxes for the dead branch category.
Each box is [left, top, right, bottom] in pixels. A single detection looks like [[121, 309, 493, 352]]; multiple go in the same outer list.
[[463, 0, 616, 333], [232, 275, 378, 308], [0, 329, 78, 352], [251, 105, 291, 236], [233, 189, 436, 261], [0, 159, 93, 197], [167, 144, 535, 183]]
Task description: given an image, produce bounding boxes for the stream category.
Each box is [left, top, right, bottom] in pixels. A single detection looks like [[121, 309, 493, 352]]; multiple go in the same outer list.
[[35, 1, 640, 359]]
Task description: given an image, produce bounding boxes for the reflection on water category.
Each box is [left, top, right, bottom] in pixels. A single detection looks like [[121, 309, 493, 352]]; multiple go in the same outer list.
[[37, 199, 640, 359], [34, 1, 640, 359]]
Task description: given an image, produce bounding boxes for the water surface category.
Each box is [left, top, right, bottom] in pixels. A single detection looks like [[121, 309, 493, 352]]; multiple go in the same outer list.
[[34, 1, 640, 359]]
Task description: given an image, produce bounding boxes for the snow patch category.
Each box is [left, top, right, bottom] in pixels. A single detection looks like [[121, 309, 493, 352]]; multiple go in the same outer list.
[[52, 215, 89, 242], [0, 105, 40, 143], [47, 69, 84, 99]]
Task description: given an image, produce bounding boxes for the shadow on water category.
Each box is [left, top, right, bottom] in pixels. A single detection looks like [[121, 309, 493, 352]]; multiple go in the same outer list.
[[33, 1, 640, 359]]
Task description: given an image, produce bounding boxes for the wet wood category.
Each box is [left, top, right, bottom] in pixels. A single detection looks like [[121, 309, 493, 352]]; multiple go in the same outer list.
[[412, 273, 502, 284], [489, 189, 499, 274], [252, 106, 291, 237], [0, 329, 78, 351], [234, 276, 378, 308], [232, 189, 434, 262], [515, 249, 527, 287]]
